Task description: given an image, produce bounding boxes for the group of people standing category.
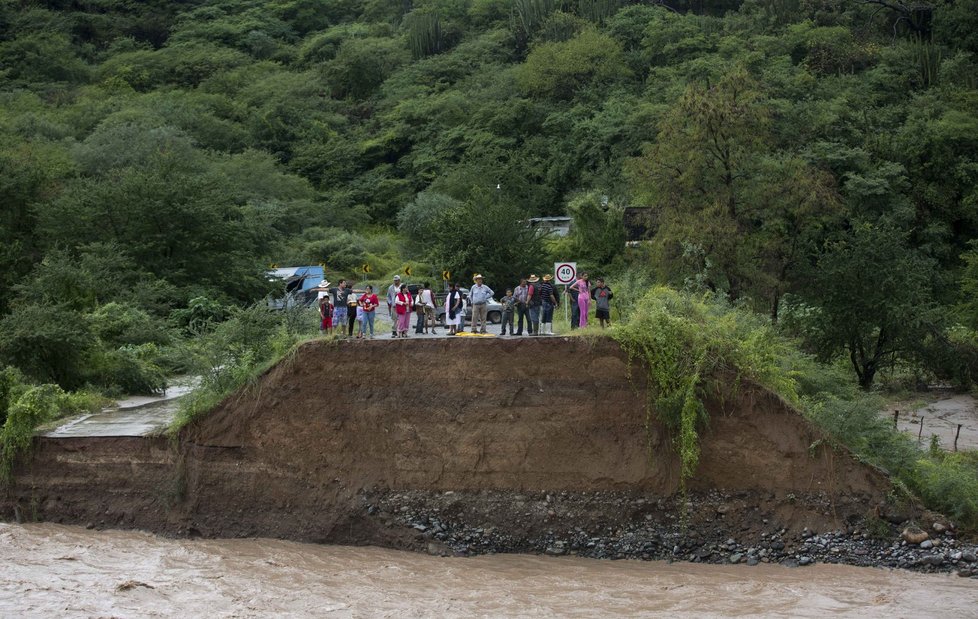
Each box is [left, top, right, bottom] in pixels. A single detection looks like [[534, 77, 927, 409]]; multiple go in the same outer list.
[[315, 278, 381, 338], [500, 271, 614, 336], [388, 274, 495, 337], [315, 272, 614, 339]]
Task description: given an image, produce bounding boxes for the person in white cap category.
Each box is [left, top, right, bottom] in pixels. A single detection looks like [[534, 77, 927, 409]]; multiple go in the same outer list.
[[387, 274, 401, 337], [469, 274, 494, 334]]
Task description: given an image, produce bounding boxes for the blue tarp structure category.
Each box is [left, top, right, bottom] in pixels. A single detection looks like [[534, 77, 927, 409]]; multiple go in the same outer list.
[[267, 265, 325, 309]]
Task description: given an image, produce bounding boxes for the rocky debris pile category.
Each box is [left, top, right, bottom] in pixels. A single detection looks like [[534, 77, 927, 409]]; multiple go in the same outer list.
[[363, 489, 978, 577]]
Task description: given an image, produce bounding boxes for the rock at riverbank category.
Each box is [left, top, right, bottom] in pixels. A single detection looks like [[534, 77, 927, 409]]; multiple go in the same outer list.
[[364, 488, 978, 576]]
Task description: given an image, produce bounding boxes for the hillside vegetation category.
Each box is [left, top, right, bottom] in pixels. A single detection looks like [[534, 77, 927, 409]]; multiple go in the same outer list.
[[1, 1, 978, 396]]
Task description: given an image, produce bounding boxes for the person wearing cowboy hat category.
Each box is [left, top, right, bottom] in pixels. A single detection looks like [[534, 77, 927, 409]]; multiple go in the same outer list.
[[469, 274, 495, 334], [539, 274, 559, 335], [386, 274, 402, 337], [526, 274, 542, 336]]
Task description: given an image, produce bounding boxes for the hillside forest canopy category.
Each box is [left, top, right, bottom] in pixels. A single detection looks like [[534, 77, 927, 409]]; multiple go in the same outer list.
[[1, 0, 978, 396]]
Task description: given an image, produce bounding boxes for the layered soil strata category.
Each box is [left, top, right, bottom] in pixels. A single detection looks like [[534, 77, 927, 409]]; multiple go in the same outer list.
[[5, 337, 960, 570]]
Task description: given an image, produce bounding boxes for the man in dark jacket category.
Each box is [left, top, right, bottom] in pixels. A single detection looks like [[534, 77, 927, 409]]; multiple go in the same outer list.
[[566, 284, 580, 330], [539, 275, 559, 335], [591, 278, 614, 328]]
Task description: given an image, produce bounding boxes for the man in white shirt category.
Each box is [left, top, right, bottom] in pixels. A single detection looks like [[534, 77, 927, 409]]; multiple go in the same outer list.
[[417, 282, 439, 334], [469, 274, 495, 334]]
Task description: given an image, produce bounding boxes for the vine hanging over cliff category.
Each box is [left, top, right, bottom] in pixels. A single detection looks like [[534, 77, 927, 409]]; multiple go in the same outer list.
[[611, 287, 799, 489]]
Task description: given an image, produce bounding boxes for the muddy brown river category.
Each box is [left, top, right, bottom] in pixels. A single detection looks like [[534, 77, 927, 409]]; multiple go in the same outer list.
[[2, 524, 976, 618]]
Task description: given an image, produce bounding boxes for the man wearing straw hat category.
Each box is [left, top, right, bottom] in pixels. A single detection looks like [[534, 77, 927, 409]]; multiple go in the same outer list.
[[469, 274, 494, 334], [526, 274, 541, 336], [539, 274, 558, 336]]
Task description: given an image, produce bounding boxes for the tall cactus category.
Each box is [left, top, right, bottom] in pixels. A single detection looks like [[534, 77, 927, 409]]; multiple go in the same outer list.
[[912, 36, 941, 89], [513, 0, 560, 40], [405, 10, 442, 59]]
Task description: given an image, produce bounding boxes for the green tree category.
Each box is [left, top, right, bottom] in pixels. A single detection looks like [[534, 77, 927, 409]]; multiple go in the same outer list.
[[630, 69, 841, 318], [808, 220, 942, 389], [425, 188, 546, 287], [517, 27, 631, 99], [630, 69, 766, 298], [959, 241, 978, 330], [397, 191, 462, 248], [0, 138, 75, 313], [324, 37, 409, 99], [0, 32, 90, 84], [563, 191, 624, 267], [0, 303, 96, 389]]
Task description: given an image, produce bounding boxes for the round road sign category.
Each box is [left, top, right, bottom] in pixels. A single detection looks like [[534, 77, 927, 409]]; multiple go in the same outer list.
[[554, 262, 577, 285]]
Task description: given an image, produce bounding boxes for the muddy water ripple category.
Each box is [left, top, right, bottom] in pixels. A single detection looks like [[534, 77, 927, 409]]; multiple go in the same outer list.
[[1, 523, 976, 618]]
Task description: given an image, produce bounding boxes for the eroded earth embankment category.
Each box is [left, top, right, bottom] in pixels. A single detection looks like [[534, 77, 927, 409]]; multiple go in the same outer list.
[[7, 337, 972, 571]]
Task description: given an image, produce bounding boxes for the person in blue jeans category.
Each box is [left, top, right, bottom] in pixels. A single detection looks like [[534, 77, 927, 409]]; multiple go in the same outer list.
[[358, 285, 379, 339]]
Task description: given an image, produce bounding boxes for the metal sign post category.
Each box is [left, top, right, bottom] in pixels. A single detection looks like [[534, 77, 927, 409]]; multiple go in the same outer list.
[[554, 262, 577, 327]]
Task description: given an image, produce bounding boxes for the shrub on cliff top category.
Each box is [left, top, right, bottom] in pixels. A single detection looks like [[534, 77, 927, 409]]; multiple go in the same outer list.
[[0, 382, 107, 482], [170, 302, 318, 433], [612, 287, 798, 488], [0, 385, 62, 480]]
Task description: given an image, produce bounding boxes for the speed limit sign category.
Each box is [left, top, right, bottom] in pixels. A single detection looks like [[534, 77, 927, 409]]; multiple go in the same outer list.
[[554, 262, 577, 285]]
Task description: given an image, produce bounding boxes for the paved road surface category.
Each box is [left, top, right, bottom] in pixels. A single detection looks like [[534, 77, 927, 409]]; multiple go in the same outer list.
[[44, 378, 198, 439]]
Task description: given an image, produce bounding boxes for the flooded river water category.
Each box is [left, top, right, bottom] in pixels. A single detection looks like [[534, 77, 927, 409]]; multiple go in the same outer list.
[[2, 524, 976, 618]]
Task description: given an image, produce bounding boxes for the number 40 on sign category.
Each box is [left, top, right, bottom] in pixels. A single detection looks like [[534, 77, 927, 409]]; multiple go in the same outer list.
[[554, 262, 577, 285]]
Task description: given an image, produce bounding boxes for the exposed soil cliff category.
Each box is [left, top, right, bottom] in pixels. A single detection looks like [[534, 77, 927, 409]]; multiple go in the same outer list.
[[3, 337, 907, 562]]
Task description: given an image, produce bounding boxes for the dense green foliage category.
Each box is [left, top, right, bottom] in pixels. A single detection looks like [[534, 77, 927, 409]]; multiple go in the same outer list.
[[802, 375, 978, 531], [3, 0, 978, 390]]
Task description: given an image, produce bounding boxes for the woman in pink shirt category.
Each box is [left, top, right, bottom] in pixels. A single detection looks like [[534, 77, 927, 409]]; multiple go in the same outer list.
[[570, 273, 591, 328]]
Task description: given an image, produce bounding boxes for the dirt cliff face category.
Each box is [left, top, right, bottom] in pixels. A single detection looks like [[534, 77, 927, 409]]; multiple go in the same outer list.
[[4, 338, 892, 549], [188, 338, 884, 495]]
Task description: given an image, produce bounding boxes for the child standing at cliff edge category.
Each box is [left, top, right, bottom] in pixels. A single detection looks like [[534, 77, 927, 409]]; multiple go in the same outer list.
[[500, 288, 515, 335], [318, 284, 333, 335]]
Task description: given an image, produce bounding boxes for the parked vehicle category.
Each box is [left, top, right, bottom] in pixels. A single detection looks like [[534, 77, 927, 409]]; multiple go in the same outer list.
[[267, 266, 324, 309]]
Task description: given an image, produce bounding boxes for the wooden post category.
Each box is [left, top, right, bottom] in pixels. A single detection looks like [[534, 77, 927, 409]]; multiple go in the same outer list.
[[918, 416, 924, 444], [893, 410, 899, 429], [955, 424, 962, 452]]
